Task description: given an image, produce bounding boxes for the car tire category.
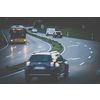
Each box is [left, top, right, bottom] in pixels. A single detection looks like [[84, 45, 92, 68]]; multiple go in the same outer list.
[[25, 74, 32, 83], [64, 65, 69, 78]]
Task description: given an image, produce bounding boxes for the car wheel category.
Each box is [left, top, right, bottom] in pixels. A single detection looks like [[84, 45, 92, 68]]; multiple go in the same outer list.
[[25, 75, 32, 83], [64, 66, 69, 78]]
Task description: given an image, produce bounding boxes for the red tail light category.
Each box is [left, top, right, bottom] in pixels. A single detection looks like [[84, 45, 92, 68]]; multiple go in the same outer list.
[[26, 61, 30, 67], [50, 62, 54, 67], [60, 33, 62, 35]]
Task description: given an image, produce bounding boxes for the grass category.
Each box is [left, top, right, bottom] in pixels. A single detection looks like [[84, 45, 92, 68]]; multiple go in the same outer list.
[[0, 31, 63, 77], [30, 25, 93, 40]]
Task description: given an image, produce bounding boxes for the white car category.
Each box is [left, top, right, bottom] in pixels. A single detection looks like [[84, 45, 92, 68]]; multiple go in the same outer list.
[[46, 28, 55, 36]]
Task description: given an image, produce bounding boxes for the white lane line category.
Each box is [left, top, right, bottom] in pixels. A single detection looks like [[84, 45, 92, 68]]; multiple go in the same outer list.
[[80, 62, 85, 66], [18, 51, 22, 54], [46, 42, 52, 52], [77, 42, 80, 44], [61, 44, 66, 55], [69, 41, 72, 42], [67, 45, 79, 47], [89, 48, 91, 50], [84, 45, 87, 47], [13, 46, 16, 49], [6, 55, 12, 58], [91, 51, 93, 53], [0, 70, 25, 79], [67, 58, 81, 60], [38, 46, 41, 48], [88, 56, 91, 58], [41, 49, 46, 51]]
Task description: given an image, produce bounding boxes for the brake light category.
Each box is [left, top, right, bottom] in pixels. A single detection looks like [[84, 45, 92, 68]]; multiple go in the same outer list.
[[26, 61, 30, 67], [60, 33, 62, 35], [50, 62, 54, 67], [55, 33, 57, 35]]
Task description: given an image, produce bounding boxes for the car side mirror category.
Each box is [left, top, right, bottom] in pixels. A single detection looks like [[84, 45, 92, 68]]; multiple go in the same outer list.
[[64, 59, 68, 65]]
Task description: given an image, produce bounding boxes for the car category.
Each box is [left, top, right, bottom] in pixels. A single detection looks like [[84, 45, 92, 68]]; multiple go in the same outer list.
[[31, 28, 38, 33], [46, 28, 55, 36], [53, 31, 62, 38], [25, 51, 69, 82]]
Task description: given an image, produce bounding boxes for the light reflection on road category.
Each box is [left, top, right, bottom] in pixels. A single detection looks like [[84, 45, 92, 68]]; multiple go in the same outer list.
[[23, 45, 27, 59]]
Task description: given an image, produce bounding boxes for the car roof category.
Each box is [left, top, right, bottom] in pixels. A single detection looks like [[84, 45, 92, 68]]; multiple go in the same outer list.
[[32, 51, 60, 56], [11, 25, 25, 28], [32, 28, 37, 29], [55, 31, 61, 32]]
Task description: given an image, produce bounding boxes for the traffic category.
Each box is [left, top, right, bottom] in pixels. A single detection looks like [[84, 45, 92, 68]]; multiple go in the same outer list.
[[0, 23, 100, 84]]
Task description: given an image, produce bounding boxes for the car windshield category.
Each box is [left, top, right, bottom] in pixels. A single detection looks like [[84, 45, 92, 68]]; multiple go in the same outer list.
[[11, 30, 26, 38], [30, 55, 51, 62], [56, 32, 61, 34], [32, 29, 37, 30]]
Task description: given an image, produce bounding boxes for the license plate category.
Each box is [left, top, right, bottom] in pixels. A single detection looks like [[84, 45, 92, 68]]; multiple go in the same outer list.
[[34, 66, 46, 70]]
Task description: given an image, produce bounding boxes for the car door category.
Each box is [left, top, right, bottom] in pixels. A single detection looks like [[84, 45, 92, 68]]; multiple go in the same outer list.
[[59, 55, 65, 73], [56, 56, 64, 73]]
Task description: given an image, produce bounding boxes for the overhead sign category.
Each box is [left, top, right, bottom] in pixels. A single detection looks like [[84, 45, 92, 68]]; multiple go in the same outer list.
[[41, 25, 44, 29]]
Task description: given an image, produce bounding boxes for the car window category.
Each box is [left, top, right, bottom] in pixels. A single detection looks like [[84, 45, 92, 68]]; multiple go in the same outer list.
[[30, 55, 51, 62]]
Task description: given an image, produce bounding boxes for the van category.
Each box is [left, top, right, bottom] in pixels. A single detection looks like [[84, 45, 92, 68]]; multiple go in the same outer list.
[[46, 28, 55, 36]]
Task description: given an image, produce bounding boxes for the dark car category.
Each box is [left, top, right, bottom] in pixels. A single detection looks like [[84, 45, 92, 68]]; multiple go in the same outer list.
[[25, 51, 69, 82], [31, 28, 38, 33], [53, 31, 62, 38]]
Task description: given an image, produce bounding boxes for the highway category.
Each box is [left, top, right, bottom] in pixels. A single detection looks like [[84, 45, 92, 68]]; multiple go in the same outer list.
[[0, 27, 100, 84]]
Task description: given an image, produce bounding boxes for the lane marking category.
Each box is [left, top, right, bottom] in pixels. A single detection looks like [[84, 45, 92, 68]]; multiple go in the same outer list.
[[6, 55, 12, 58], [41, 49, 46, 51], [0, 70, 25, 79], [38, 46, 41, 48], [89, 48, 91, 50], [69, 41, 72, 42], [67, 45, 79, 47], [18, 51, 22, 54], [77, 42, 80, 44], [13, 46, 16, 49], [88, 56, 91, 58], [61, 44, 66, 55], [84, 45, 87, 47], [91, 51, 93, 53], [80, 62, 85, 66], [67, 58, 81, 60]]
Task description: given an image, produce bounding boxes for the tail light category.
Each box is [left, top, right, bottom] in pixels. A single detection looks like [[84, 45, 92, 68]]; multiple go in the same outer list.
[[55, 33, 57, 35], [26, 61, 30, 67], [50, 62, 54, 67], [60, 33, 62, 35]]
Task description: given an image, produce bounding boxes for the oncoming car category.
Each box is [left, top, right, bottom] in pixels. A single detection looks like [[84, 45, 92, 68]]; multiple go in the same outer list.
[[31, 28, 38, 33], [53, 31, 62, 38], [25, 51, 69, 82]]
